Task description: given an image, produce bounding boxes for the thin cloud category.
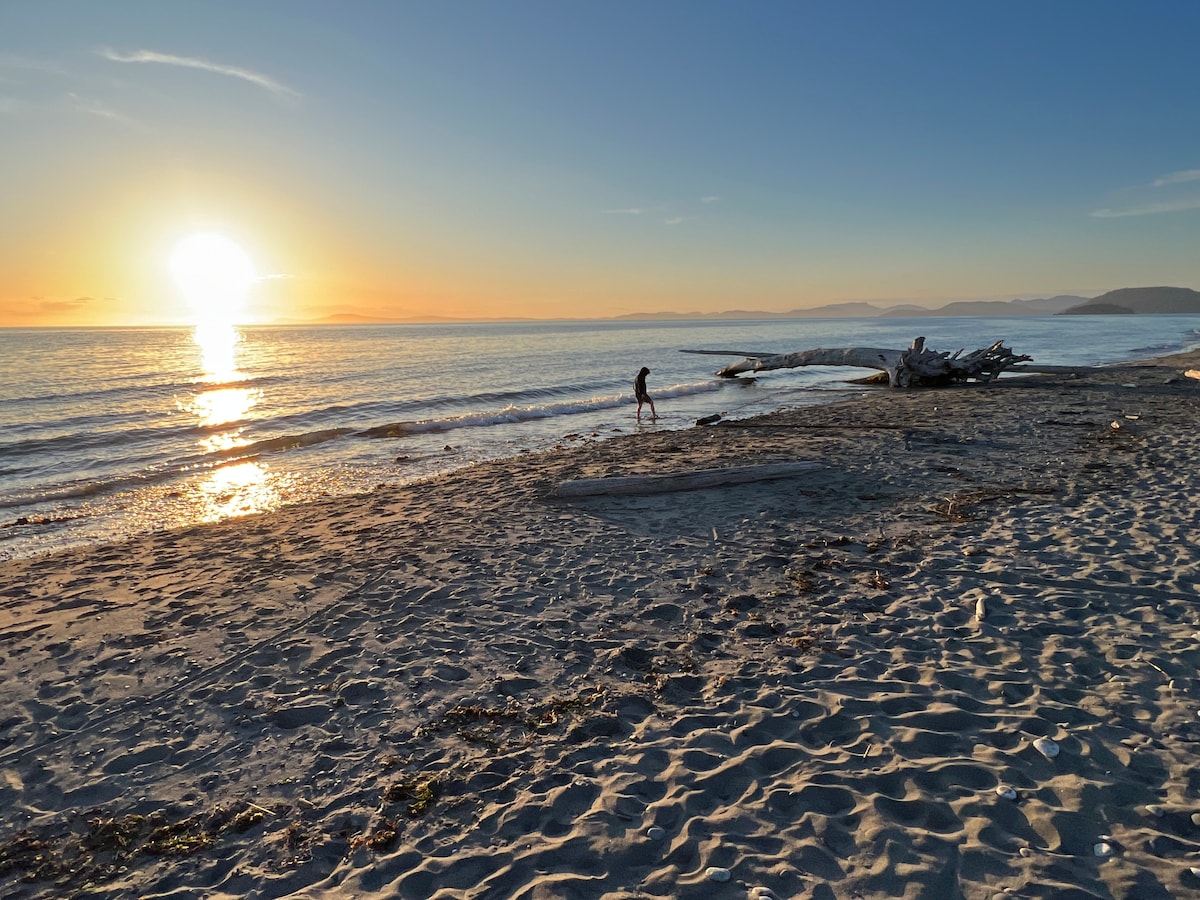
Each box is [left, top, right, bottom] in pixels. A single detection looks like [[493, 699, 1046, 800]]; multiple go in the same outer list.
[[603, 208, 646, 215], [1091, 198, 1200, 218], [1152, 169, 1200, 187], [100, 48, 300, 102], [664, 216, 686, 225], [39, 296, 94, 313], [67, 92, 142, 128], [700, 195, 720, 204], [1092, 168, 1200, 218]]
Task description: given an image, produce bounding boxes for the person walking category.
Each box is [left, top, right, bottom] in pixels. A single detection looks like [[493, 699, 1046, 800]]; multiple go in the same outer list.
[[634, 366, 657, 420]]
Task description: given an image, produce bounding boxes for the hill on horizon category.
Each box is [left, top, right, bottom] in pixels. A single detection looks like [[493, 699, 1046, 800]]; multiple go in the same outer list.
[[1059, 286, 1200, 315]]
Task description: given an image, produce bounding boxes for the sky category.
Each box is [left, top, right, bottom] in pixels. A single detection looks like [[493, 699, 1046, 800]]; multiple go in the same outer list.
[[2, 1, 1200, 327]]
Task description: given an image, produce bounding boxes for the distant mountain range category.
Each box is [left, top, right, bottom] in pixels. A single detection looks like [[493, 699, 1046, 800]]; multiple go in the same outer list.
[[614, 286, 1200, 320], [301, 286, 1200, 325]]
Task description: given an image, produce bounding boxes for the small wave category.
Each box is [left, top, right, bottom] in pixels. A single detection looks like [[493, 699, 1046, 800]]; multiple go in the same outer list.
[[0, 469, 161, 510], [358, 380, 723, 439], [221, 428, 356, 457]]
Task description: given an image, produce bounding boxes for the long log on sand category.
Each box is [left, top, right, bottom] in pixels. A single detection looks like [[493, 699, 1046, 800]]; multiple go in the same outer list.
[[554, 461, 822, 498], [695, 337, 1094, 387]]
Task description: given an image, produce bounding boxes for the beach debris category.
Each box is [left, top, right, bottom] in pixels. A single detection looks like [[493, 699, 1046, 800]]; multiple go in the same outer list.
[[706, 866, 733, 882], [695, 413, 723, 426], [647, 826, 666, 841], [1033, 737, 1060, 759], [1093, 841, 1114, 857], [975, 596, 988, 622], [996, 786, 1018, 800], [750, 888, 781, 899], [383, 775, 442, 817], [687, 337, 1092, 386]]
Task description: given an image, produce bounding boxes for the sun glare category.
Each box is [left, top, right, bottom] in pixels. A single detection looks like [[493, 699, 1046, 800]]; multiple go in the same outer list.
[[169, 233, 255, 322]]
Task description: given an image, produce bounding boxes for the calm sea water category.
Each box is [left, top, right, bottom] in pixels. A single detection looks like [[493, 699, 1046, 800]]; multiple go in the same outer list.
[[3, 315, 1198, 561]]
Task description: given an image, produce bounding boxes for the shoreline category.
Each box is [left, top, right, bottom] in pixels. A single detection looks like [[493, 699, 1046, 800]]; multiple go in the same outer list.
[[2, 351, 1200, 898]]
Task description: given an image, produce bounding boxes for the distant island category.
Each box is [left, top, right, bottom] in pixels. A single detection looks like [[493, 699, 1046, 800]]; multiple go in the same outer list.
[[613, 286, 1200, 320]]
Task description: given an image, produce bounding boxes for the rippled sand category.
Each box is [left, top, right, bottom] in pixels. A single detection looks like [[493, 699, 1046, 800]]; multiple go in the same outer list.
[[2, 351, 1200, 899]]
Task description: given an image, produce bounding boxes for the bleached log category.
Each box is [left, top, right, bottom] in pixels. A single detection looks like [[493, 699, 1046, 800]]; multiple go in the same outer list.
[[707, 337, 1055, 387], [554, 461, 821, 498]]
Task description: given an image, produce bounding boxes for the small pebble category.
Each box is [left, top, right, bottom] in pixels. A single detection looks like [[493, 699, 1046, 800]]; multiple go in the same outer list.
[[1093, 842, 1113, 857], [996, 786, 1018, 800], [750, 888, 779, 900], [1145, 804, 1165, 817], [1019, 847, 1032, 857], [1191, 813, 1200, 827], [706, 866, 732, 883], [647, 826, 666, 841], [1033, 737, 1060, 759]]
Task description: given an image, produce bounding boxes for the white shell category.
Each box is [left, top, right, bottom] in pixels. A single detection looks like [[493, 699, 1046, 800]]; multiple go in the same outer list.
[[996, 786, 1018, 800], [1033, 737, 1060, 758], [975, 597, 987, 621]]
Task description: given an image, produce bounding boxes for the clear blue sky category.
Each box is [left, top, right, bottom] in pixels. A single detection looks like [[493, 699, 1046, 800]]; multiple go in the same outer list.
[[3, 1, 1199, 324]]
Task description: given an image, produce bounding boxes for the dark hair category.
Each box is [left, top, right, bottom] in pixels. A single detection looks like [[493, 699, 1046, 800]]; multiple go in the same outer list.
[[639, 366, 650, 375]]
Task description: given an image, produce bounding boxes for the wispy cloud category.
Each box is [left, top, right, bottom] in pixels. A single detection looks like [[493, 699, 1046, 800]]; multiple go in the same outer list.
[[1092, 168, 1200, 218], [664, 216, 686, 225], [67, 92, 143, 128], [1152, 169, 1200, 188], [38, 296, 94, 313], [603, 208, 646, 215], [100, 48, 300, 102], [700, 195, 720, 204], [1091, 198, 1200, 218]]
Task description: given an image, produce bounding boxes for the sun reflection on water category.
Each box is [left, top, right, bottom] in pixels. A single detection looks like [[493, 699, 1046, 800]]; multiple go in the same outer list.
[[197, 460, 281, 522], [185, 320, 281, 521]]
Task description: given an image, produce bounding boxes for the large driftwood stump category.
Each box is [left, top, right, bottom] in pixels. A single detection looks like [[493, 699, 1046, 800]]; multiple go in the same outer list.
[[691, 337, 1087, 387]]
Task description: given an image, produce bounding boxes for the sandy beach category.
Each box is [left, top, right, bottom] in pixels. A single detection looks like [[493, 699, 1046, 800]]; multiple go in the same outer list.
[[3, 350, 1200, 900]]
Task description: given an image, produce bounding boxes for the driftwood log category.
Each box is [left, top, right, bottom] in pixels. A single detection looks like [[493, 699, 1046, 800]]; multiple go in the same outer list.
[[687, 337, 1089, 387], [554, 461, 821, 497]]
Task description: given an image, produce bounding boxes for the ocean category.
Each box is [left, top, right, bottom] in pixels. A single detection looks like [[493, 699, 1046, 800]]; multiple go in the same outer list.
[[3, 315, 1199, 561]]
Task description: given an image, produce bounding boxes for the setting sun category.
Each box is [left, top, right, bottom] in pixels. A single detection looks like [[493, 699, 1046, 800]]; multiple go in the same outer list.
[[169, 233, 255, 322]]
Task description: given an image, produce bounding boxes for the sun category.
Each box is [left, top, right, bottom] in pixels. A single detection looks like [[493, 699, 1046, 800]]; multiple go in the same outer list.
[[169, 233, 256, 322]]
